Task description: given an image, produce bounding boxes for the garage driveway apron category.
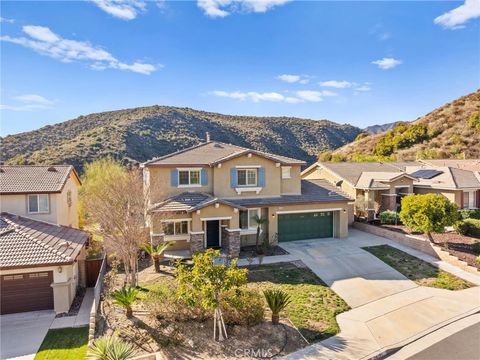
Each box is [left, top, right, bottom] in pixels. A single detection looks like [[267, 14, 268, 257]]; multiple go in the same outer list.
[[279, 230, 418, 308], [0, 310, 55, 360]]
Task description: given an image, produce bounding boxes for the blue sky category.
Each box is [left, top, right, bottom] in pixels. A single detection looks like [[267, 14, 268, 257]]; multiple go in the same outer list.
[[1, 0, 479, 136]]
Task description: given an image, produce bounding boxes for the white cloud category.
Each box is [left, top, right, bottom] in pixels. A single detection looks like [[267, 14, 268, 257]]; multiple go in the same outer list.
[[91, 0, 146, 20], [434, 0, 480, 29], [0, 17, 15, 23], [211, 88, 336, 103], [1, 25, 158, 74], [371, 57, 402, 70], [198, 0, 291, 18], [319, 80, 352, 88], [13, 94, 54, 105], [1, 94, 55, 112], [277, 74, 310, 84], [354, 85, 371, 92]]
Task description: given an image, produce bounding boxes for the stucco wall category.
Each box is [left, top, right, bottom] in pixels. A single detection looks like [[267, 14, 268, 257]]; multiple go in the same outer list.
[[280, 165, 302, 195], [387, 177, 414, 194], [146, 166, 214, 202], [414, 187, 461, 206], [0, 193, 59, 224], [56, 173, 80, 228], [191, 203, 240, 231], [213, 154, 282, 198]]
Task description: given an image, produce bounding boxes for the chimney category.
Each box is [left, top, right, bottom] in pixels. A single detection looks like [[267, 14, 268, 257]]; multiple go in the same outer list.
[[206, 132, 211, 142]]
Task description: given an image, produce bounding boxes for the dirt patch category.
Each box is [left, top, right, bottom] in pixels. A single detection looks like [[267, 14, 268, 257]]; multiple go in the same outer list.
[[239, 246, 289, 259]]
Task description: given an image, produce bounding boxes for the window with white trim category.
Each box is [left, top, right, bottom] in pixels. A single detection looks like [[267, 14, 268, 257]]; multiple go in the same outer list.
[[239, 208, 261, 229], [178, 170, 200, 186], [281, 166, 291, 179], [28, 194, 49, 213], [163, 220, 189, 235], [463, 191, 476, 209], [237, 169, 257, 186]]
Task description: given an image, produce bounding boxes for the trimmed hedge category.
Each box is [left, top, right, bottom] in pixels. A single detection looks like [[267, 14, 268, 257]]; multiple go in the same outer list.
[[379, 210, 400, 225], [459, 209, 480, 220], [454, 218, 480, 239]]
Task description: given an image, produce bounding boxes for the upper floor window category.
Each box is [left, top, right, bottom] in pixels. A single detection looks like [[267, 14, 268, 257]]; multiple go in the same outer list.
[[178, 170, 200, 186], [281, 166, 291, 179], [238, 169, 257, 186], [28, 194, 49, 213]]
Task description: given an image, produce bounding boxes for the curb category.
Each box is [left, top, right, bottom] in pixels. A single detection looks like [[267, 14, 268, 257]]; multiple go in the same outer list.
[[364, 307, 480, 360]]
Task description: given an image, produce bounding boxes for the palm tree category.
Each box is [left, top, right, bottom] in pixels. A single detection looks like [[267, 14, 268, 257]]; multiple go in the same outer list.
[[253, 214, 268, 253], [87, 336, 135, 360], [141, 242, 171, 272], [111, 287, 139, 318], [263, 289, 291, 325]]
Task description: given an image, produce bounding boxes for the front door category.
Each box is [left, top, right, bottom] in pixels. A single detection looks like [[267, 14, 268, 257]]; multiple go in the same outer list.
[[206, 220, 220, 248]]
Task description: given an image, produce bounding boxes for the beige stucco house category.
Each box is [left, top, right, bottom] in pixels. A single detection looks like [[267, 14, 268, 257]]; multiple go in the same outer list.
[[0, 165, 88, 315], [0, 165, 81, 228], [142, 141, 352, 257], [302, 161, 480, 221]]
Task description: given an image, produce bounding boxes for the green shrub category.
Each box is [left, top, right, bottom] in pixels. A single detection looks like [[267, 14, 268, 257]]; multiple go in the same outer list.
[[459, 209, 480, 220], [220, 289, 265, 326], [467, 111, 480, 131], [379, 210, 400, 225], [87, 336, 135, 360], [454, 219, 480, 238], [472, 242, 480, 255], [476, 256, 480, 265]]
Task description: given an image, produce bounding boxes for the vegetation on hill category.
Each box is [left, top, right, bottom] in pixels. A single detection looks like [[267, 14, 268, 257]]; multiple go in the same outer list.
[[324, 90, 480, 162], [0, 106, 360, 172]]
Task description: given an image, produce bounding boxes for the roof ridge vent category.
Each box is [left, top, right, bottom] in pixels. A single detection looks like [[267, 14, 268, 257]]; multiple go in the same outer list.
[[47, 166, 57, 172]]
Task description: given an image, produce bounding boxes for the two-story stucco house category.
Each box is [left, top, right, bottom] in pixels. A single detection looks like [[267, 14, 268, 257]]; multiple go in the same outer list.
[[302, 161, 480, 221], [0, 165, 89, 314], [0, 165, 80, 227], [142, 141, 352, 257]]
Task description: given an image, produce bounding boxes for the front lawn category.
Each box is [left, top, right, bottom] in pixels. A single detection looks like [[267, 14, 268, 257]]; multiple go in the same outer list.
[[35, 326, 88, 360], [247, 262, 350, 342], [363, 245, 473, 290]]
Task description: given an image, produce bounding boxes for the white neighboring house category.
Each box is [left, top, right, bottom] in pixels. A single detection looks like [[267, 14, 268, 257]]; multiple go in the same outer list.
[[0, 165, 89, 315]]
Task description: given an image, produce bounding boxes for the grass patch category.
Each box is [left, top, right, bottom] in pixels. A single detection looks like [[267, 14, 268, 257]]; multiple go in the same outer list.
[[35, 326, 88, 360], [363, 245, 473, 290], [247, 262, 350, 342]]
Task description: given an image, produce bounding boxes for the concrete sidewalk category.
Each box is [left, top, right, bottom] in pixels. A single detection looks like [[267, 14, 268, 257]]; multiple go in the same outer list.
[[279, 229, 480, 359], [50, 288, 93, 329]]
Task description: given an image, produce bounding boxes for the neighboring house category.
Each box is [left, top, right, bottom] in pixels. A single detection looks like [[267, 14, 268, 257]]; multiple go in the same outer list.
[[0, 165, 81, 228], [302, 161, 480, 220], [420, 159, 480, 172], [0, 213, 89, 314], [142, 141, 352, 257]]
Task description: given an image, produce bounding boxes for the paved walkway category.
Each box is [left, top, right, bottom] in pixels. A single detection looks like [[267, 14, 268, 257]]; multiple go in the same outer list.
[[0, 310, 55, 360], [276, 229, 480, 359], [50, 288, 93, 329]]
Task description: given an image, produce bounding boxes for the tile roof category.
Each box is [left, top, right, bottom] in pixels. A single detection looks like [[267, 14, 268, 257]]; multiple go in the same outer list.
[[406, 166, 480, 189], [149, 192, 247, 213], [318, 162, 404, 186], [142, 141, 305, 167], [355, 171, 412, 189], [0, 165, 79, 194], [0, 213, 89, 269], [227, 179, 352, 207]]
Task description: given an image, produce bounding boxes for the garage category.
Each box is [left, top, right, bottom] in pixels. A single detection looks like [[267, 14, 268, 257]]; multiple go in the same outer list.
[[0, 271, 54, 314], [278, 211, 334, 242]]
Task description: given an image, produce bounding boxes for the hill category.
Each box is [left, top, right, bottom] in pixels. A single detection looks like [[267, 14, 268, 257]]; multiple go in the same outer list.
[[364, 121, 401, 135], [326, 90, 480, 162], [0, 106, 361, 172]]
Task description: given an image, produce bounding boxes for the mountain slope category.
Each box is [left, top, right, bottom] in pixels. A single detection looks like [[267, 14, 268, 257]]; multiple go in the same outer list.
[[364, 121, 401, 135], [1, 106, 361, 172], [329, 90, 480, 161]]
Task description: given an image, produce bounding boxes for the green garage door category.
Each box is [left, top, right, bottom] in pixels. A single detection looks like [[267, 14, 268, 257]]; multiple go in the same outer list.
[[278, 211, 333, 242]]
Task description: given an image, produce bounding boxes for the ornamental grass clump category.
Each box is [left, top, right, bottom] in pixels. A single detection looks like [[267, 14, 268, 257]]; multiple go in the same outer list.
[[87, 336, 135, 360]]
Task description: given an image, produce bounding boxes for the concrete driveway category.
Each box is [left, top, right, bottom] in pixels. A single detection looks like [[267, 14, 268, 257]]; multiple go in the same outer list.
[[0, 310, 55, 360], [279, 229, 418, 307]]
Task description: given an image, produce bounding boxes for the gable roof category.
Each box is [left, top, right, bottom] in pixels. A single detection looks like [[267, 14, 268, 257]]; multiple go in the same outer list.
[[0, 213, 89, 270], [355, 171, 415, 189], [406, 166, 480, 189], [142, 141, 305, 167], [0, 165, 80, 194], [149, 192, 247, 213], [420, 159, 480, 172]]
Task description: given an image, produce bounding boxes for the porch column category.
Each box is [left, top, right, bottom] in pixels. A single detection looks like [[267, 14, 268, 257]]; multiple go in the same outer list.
[[365, 191, 375, 221], [190, 231, 205, 253], [223, 228, 240, 258]]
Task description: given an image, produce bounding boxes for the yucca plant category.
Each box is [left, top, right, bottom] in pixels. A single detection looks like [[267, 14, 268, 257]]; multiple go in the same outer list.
[[111, 287, 139, 318], [263, 289, 291, 325], [87, 336, 135, 360], [141, 242, 171, 272]]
